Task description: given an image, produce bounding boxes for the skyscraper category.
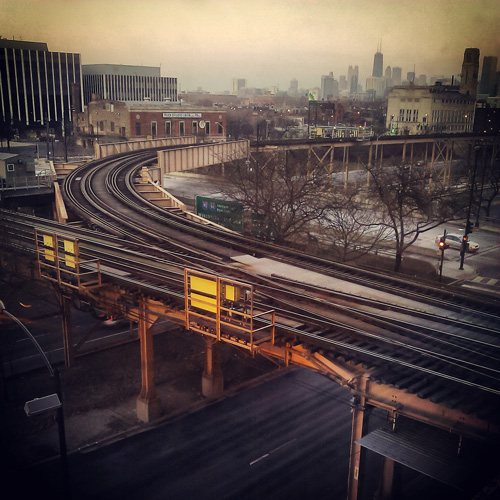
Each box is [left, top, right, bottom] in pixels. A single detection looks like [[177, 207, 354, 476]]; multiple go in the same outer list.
[[460, 48, 480, 97], [372, 44, 383, 78], [478, 56, 498, 96], [288, 78, 298, 97], [320, 72, 335, 100], [347, 65, 359, 94], [392, 67, 402, 86], [232, 78, 247, 95]]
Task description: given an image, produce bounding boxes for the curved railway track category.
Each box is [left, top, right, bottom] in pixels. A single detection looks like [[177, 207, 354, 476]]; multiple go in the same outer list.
[[2, 146, 500, 435]]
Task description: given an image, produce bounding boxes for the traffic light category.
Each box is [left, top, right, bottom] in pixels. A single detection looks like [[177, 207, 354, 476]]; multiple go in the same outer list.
[[439, 236, 449, 251], [462, 235, 469, 252], [465, 220, 473, 235]]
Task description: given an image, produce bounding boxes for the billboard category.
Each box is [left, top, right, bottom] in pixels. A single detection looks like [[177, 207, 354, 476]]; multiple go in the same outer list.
[[195, 196, 243, 232]]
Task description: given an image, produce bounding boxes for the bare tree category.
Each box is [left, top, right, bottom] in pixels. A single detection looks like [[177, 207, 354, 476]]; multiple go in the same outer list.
[[366, 159, 466, 272], [318, 189, 391, 262], [221, 150, 333, 245]]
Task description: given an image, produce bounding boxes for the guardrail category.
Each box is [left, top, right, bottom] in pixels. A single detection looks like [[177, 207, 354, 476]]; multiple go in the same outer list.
[[0, 173, 57, 191]]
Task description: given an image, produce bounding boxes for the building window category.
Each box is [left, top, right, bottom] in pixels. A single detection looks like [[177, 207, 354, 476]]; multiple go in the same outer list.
[[110, 104, 114, 112], [217, 122, 224, 134], [136, 122, 141, 135], [121, 127, 126, 136], [399, 109, 405, 121], [151, 121, 157, 138], [179, 121, 185, 135], [99, 121, 104, 131], [413, 110, 418, 122], [110, 122, 115, 132], [205, 121, 210, 135], [192, 122, 198, 135], [7, 163, 15, 172], [165, 121, 171, 135]]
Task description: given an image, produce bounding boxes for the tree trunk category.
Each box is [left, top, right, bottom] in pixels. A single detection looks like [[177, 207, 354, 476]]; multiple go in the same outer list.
[[394, 251, 403, 272]]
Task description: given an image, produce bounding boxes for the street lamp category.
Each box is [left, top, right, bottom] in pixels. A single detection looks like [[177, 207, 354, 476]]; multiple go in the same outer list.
[[0, 300, 70, 499]]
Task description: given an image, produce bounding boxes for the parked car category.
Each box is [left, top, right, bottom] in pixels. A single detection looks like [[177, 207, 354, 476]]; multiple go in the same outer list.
[[435, 233, 479, 252]]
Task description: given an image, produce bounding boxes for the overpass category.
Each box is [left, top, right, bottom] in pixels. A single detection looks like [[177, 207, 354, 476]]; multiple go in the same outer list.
[[1, 136, 500, 500]]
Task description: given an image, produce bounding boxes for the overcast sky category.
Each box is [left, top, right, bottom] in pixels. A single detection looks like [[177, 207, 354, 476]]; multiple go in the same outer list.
[[2, 0, 499, 93]]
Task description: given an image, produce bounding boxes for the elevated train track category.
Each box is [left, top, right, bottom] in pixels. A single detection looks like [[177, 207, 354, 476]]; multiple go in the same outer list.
[[1, 140, 500, 499]]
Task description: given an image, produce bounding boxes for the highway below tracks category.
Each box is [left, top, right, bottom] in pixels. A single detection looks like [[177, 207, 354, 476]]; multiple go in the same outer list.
[[1, 148, 500, 493]]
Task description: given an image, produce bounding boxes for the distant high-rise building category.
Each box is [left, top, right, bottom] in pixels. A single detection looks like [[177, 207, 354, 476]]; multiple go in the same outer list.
[[385, 66, 392, 79], [339, 75, 347, 91], [366, 76, 387, 99], [417, 74, 427, 86], [232, 78, 247, 95], [478, 56, 498, 96], [321, 72, 336, 100], [392, 67, 402, 86], [372, 45, 383, 78], [0, 38, 83, 128], [460, 48, 480, 97], [406, 72, 415, 83], [347, 65, 359, 94], [288, 78, 298, 97]]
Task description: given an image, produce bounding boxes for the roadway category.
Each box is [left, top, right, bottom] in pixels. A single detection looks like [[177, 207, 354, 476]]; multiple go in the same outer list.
[[21, 368, 483, 500]]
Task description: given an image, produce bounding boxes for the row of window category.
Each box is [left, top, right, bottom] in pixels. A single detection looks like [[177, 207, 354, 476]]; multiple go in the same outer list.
[[82, 74, 177, 104], [398, 108, 419, 122], [134, 120, 224, 136], [431, 109, 469, 123]]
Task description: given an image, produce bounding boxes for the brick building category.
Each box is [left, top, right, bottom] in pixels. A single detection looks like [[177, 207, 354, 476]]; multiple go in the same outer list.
[[74, 98, 226, 142]]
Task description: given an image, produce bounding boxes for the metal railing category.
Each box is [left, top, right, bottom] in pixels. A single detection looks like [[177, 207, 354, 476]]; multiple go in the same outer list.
[[0, 172, 57, 191]]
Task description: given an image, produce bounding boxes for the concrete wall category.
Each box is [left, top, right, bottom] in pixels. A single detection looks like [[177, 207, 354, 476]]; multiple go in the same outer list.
[[94, 136, 197, 159]]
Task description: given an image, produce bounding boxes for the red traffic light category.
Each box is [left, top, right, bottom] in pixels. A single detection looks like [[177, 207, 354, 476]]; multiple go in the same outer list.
[[439, 237, 449, 250]]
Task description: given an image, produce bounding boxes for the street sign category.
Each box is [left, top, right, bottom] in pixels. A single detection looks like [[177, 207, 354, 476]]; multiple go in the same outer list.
[[195, 196, 243, 232]]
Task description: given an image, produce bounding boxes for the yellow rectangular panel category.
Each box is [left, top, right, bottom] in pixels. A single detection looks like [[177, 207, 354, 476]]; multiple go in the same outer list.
[[225, 284, 240, 302], [43, 235, 55, 262], [64, 239, 76, 268], [191, 276, 217, 296], [191, 293, 217, 313]]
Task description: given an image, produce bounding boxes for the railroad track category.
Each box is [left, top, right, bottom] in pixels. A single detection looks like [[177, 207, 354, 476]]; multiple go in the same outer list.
[[2, 147, 500, 434]]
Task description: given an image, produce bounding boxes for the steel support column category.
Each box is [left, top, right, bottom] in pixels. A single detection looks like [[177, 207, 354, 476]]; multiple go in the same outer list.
[[347, 375, 369, 500], [61, 294, 73, 367], [202, 337, 224, 399], [379, 456, 395, 499], [136, 299, 162, 422]]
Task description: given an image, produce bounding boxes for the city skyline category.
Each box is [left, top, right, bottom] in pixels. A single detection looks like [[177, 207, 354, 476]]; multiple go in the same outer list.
[[1, 0, 500, 94]]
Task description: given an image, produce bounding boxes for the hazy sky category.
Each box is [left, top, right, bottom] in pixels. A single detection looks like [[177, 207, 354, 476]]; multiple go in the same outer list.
[[1, 0, 499, 93]]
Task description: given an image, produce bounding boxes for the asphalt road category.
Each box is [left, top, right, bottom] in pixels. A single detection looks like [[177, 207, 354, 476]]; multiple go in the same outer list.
[[23, 369, 473, 500]]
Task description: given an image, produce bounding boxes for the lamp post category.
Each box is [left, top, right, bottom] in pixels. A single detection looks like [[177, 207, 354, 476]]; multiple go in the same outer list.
[[0, 300, 70, 499], [215, 121, 226, 140]]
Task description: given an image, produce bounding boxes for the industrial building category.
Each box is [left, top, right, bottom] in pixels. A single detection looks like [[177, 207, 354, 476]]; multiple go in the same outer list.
[[386, 83, 476, 135], [0, 38, 83, 131], [386, 49, 479, 134], [74, 97, 226, 142], [82, 64, 177, 105]]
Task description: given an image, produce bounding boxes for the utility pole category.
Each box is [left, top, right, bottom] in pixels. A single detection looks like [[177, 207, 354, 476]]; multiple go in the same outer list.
[[459, 144, 480, 270]]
